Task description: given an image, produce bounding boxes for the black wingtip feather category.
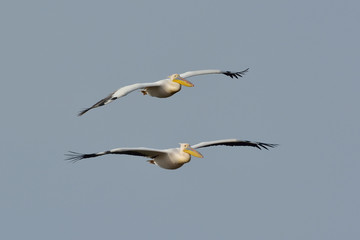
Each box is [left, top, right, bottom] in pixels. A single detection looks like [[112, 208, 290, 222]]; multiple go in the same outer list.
[[223, 68, 249, 79], [78, 108, 90, 116], [257, 143, 279, 150], [77, 92, 116, 116], [65, 151, 96, 163], [65, 151, 84, 163]]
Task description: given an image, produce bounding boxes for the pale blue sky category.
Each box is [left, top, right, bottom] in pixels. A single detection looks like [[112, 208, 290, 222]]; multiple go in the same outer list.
[[1, 0, 359, 239]]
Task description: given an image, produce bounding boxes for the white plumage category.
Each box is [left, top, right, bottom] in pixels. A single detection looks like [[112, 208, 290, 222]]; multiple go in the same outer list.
[[78, 68, 249, 116], [66, 139, 277, 170]]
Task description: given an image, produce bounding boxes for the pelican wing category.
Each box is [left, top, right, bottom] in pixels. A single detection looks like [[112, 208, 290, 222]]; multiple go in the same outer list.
[[191, 139, 278, 150], [78, 81, 163, 116], [66, 147, 168, 163], [179, 68, 249, 79]]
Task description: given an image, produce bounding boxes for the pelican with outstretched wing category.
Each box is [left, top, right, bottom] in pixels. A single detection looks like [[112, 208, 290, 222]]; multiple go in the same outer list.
[[78, 68, 249, 116], [66, 138, 277, 170]]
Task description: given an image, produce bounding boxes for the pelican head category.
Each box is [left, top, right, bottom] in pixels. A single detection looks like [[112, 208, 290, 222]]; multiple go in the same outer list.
[[170, 74, 194, 87], [180, 143, 204, 158]]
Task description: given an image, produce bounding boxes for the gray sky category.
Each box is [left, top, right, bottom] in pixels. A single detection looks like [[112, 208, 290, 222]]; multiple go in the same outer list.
[[1, 0, 359, 239]]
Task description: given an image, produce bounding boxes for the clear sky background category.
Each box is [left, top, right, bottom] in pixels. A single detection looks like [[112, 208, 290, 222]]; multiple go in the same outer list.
[[1, 0, 359, 239]]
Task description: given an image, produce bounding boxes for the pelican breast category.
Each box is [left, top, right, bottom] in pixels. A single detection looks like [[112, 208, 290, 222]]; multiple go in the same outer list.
[[153, 148, 190, 170], [145, 80, 181, 98]]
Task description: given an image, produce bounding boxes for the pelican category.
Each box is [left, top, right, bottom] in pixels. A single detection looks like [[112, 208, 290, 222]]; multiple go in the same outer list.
[[66, 139, 277, 170], [78, 68, 249, 116]]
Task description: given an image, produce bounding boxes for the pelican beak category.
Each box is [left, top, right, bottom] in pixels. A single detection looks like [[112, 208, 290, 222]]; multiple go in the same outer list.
[[173, 76, 194, 87], [184, 147, 204, 158]]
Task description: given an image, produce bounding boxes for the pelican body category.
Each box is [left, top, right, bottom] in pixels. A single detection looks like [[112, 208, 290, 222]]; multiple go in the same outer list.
[[66, 139, 277, 170], [78, 68, 249, 116], [141, 76, 189, 98]]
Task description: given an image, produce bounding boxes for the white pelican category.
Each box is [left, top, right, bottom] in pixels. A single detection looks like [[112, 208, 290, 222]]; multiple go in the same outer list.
[[66, 139, 277, 170], [78, 68, 249, 116]]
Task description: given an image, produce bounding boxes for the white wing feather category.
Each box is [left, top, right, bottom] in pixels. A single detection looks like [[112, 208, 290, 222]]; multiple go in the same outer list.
[[112, 81, 164, 98], [191, 139, 278, 150], [66, 147, 168, 162], [78, 81, 164, 116], [191, 139, 239, 149], [180, 70, 223, 78], [179, 68, 249, 79]]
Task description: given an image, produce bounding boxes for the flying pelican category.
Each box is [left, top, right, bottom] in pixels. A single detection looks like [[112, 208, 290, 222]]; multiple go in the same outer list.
[[78, 68, 249, 116], [66, 139, 277, 170]]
